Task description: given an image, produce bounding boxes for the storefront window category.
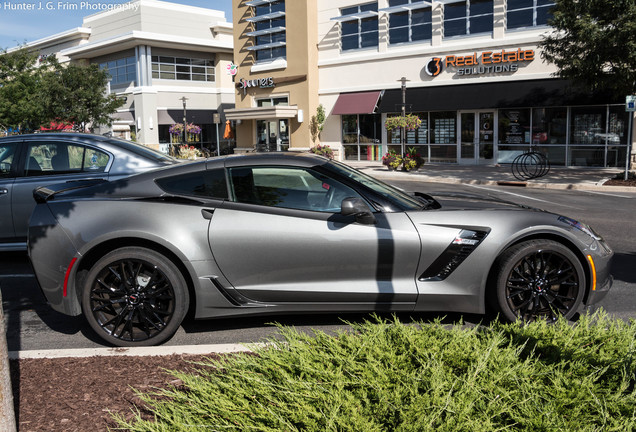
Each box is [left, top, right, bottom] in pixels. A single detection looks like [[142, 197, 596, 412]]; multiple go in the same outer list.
[[430, 112, 456, 144], [570, 106, 606, 145], [498, 109, 530, 145], [531, 107, 567, 145], [608, 106, 629, 145], [342, 114, 381, 161]]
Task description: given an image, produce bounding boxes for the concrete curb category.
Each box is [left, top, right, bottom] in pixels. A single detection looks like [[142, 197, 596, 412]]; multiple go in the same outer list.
[[9, 343, 258, 360], [358, 168, 636, 193]]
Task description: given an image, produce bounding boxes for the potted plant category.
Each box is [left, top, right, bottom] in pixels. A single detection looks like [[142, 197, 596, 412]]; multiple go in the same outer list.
[[407, 146, 425, 169], [402, 153, 418, 171], [382, 149, 402, 170], [310, 144, 334, 159]]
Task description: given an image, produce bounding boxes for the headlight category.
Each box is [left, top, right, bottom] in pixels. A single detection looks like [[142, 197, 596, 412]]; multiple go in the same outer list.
[[558, 216, 602, 241]]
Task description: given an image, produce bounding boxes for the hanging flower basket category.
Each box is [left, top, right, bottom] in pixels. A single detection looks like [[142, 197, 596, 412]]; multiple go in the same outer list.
[[170, 123, 202, 143], [384, 114, 422, 131]]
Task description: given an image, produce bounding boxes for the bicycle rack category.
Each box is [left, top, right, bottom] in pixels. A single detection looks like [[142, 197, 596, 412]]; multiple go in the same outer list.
[[511, 151, 550, 180]]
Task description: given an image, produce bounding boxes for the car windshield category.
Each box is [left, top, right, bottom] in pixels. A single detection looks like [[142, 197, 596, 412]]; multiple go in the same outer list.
[[105, 137, 176, 163], [326, 160, 424, 211]]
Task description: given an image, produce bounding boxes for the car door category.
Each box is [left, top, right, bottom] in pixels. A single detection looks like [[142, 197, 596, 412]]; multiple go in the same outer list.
[[0, 139, 19, 244], [208, 165, 421, 311], [11, 139, 111, 241]]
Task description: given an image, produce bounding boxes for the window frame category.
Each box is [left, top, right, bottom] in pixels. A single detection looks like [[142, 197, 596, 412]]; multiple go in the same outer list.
[[338, 2, 380, 52], [151, 56, 216, 82], [246, 0, 287, 63], [99, 56, 137, 86], [23, 142, 112, 177], [385, 0, 433, 45], [443, 0, 494, 38], [228, 165, 365, 213], [506, 0, 556, 30]]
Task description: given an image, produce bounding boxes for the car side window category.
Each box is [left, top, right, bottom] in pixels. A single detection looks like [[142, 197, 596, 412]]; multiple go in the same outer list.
[[0, 143, 17, 178], [25, 142, 109, 177], [156, 169, 228, 199], [229, 166, 363, 212]]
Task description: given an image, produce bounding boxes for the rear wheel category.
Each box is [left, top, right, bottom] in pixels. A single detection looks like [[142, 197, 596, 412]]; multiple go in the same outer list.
[[81, 247, 189, 347], [492, 240, 585, 322]]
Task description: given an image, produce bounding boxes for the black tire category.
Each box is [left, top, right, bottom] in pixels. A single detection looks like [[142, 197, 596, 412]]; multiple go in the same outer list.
[[81, 247, 189, 347], [492, 240, 585, 323]]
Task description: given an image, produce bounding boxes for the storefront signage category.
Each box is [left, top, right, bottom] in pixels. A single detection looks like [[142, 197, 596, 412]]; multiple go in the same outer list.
[[235, 74, 307, 95], [239, 77, 275, 90], [426, 49, 535, 77]]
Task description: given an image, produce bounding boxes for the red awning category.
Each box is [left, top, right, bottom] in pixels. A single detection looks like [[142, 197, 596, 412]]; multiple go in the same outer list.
[[332, 91, 383, 115]]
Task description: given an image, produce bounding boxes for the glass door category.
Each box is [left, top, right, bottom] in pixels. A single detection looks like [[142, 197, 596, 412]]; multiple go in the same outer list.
[[478, 112, 494, 163], [257, 119, 289, 152], [460, 112, 476, 163], [459, 111, 495, 164]]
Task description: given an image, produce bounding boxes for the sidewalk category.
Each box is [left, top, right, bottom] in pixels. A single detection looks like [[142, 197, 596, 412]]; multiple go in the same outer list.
[[345, 161, 635, 192]]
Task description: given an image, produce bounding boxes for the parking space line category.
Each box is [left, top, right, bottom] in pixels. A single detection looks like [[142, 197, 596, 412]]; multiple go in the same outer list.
[[582, 190, 635, 199], [465, 184, 583, 210]]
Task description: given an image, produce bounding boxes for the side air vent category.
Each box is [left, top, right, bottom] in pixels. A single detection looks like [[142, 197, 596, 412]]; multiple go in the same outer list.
[[419, 229, 489, 282]]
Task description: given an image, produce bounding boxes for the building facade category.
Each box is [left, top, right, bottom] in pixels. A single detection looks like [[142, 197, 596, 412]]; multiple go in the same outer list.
[[231, 0, 635, 168], [15, 0, 235, 153]]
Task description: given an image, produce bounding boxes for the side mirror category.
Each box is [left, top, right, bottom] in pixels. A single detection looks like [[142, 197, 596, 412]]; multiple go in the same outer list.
[[341, 197, 376, 225]]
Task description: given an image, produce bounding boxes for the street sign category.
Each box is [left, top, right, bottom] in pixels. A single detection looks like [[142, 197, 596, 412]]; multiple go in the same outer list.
[[627, 95, 636, 112]]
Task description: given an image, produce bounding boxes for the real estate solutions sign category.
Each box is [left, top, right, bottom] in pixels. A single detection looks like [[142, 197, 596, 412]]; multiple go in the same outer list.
[[425, 48, 535, 78]]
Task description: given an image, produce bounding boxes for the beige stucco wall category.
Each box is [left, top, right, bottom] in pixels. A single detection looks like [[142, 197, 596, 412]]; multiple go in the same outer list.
[[232, 0, 319, 152]]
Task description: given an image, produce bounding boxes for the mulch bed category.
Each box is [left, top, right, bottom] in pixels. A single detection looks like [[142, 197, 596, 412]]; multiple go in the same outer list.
[[604, 178, 636, 187], [10, 354, 218, 431]]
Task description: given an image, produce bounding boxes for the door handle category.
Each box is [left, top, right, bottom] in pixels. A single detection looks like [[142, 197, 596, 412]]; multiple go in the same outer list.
[[201, 209, 214, 220], [0, 188, 7, 195]]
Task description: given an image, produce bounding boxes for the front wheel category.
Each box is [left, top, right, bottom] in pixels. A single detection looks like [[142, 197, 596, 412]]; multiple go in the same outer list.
[[491, 240, 585, 323], [81, 247, 189, 347]]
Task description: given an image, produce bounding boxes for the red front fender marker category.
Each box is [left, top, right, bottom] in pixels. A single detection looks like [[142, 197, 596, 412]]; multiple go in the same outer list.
[[63, 258, 78, 297]]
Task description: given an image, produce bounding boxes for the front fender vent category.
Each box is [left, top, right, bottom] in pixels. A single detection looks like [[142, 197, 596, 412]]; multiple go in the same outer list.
[[419, 229, 489, 282]]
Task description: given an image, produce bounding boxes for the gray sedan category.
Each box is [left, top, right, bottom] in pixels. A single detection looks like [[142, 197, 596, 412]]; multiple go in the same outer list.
[[28, 153, 613, 347], [0, 132, 177, 251]]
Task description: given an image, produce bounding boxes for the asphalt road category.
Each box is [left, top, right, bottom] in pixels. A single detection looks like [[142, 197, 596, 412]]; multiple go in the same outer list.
[[1, 181, 634, 352]]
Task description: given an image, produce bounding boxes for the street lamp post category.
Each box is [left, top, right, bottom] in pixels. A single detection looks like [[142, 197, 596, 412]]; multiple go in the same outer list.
[[399, 77, 410, 155], [181, 96, 188, 147]]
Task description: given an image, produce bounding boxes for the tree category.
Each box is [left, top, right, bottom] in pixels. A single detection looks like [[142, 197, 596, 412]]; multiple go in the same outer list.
[[0, 47, 124, 134], [41, 61, 124, 132], [0, 48, 52, 133], [539, 0, 636, 98]]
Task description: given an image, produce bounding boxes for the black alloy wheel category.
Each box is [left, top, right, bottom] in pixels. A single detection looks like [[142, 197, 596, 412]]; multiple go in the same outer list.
[[82, 247, 189, 347], [493, 240, 585, 322]]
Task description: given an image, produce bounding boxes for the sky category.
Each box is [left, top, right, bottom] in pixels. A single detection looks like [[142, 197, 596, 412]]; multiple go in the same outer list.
[[0, 0, 232, 50]]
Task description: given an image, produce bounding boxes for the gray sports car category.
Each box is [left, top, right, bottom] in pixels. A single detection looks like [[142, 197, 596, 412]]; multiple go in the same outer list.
[[28, 153, 613, 347]]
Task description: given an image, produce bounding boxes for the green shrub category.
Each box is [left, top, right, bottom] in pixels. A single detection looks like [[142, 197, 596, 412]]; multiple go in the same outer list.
[[115, 311, 636, 431]]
